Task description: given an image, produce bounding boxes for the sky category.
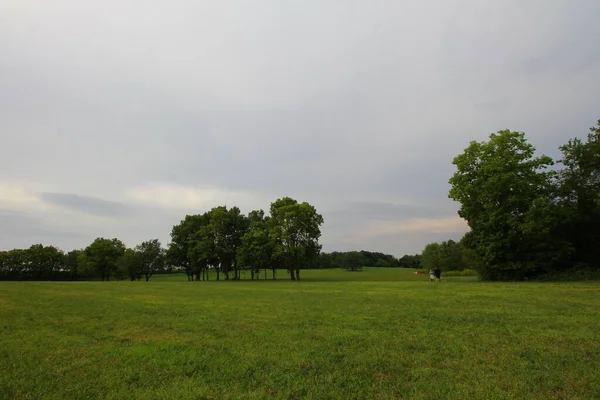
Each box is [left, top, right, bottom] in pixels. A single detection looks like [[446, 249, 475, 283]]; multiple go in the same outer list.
[[1, 0, 599, 256]]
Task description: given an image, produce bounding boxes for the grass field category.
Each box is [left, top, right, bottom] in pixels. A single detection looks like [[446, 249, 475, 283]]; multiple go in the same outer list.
[[1, 268, 599, 399]]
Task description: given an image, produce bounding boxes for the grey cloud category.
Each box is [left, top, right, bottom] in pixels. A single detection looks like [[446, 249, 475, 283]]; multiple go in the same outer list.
[[1, 0, 599, 255], [329, 200, 457, 221], [39, 193, 134, 218], [0, 210, 87, 250]]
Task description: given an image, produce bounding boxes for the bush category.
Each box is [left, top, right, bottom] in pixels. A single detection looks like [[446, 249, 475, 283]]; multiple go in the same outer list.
[[444, 269, 478, 277], [534, 266, 600, 282]]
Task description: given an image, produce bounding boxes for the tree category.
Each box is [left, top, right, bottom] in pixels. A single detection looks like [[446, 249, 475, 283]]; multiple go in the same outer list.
[[237, 210, 272, 280], [449, 130, 554, 280], [420, 240, 466, 271], [117, 248, 143, 281], [555, 120, 600, 269], [80, 238, 126, 281], [167, 214, 210, 281], [420, 242, 442, 270], [398, 254, 421, 269], [209, 206, 248, 280], [135, 239, 165, 281], [344, 252, 364, 271], [64, 250, 82, 280], [188, 220, 218, 281], [269, 197, 324, 280], [24, 244, 63, 280]]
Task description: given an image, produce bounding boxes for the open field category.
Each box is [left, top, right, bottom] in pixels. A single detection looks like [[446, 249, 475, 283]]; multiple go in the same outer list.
[[1, 268, 599, 399]]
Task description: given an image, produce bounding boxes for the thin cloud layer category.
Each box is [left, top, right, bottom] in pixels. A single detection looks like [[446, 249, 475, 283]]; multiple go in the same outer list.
[[1, 0, 599, 255]]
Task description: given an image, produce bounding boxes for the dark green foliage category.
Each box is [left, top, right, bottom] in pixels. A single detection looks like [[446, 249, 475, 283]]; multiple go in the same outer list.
[[449, 119, 600, 280], [268, 197, 324, 280], [165, 197, 324, 282], [554, 120, 600, 269], [116, 248, 143, 281], [318, 250, 414, 270], [134, 239, 165, 281], [237, 210, 273, 280], [397, 254, 422, 268], [343, 252, 364, 271], [421, 239, 466, 271], [79, 238, 126, 281], [0, 245, 65, 281]]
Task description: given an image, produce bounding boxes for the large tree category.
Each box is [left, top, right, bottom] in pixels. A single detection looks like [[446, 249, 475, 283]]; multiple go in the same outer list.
[[25, 244, 64, 280], [210, 206, 248, 280], [63, 250, 82, 280], [421, 240, 464, 271], [135, 239, 165, 281], [555, 120, 600, 269], [237, 210, 273, 280], [116, 248, 143, 281], [269, 197, 324, 280], [79, 238, 126, 281], [449, 130, 554, 280], [167, 214, 209, 281], [189, 220, 218, 281]]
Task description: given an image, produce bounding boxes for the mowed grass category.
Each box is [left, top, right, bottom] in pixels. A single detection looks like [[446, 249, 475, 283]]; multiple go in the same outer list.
[[1, 269, 599, 399]]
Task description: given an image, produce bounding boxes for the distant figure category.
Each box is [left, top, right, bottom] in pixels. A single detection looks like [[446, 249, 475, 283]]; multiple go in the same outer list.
[[434, 266, 441, 283], [429, 269, 435, 282], [418, 269, 423, 275]]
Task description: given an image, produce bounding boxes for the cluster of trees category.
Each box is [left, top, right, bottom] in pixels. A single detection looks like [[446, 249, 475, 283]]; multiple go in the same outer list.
[[166, 197, 323, 281], [448, 119, 600, 280], [318, 251, 421, 271], [0, 239, 166, 281], [420, 238, 480, 272], [0, 197, 324, 282]]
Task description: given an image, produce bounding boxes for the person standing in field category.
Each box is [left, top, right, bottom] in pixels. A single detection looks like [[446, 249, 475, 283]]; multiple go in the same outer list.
[[434, 266, 441, 283], [429, 269, 435, 282]]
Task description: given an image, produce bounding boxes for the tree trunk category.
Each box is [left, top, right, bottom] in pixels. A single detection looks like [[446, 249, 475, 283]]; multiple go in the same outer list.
[[216, 270, 220, 281], [251, 269, 254, 280], [296, 268, 300, 280], [272, 268, 276, 280], [290, 269, 296, 280]]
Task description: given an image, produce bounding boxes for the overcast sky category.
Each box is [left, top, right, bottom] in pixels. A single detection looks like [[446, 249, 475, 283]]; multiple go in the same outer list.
[[1, 0, 599, 256]]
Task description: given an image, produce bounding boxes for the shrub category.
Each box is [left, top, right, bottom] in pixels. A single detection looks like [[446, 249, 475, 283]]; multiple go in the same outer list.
[[444, 269, 478, 277]]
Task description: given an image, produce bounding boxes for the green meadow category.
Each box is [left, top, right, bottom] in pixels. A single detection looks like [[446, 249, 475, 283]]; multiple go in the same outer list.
[[1, 268, 599, 399]]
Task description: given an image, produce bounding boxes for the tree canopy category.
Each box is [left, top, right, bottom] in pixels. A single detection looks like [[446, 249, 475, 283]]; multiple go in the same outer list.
[[448, 120, 600, 280]]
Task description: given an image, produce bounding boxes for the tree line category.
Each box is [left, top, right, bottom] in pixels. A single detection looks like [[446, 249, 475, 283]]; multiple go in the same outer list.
[[441, 118, 600, 280], [419, 239, 476, 272], [319, 251, 421, 271], [0, 194, 424, 281], [0, 239, 167, 282], [0, 197, 325, 281]]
